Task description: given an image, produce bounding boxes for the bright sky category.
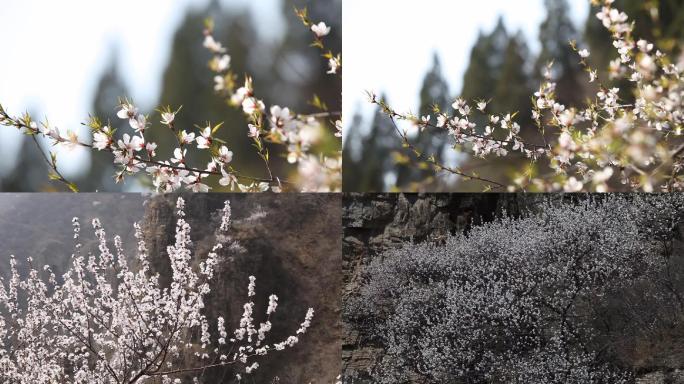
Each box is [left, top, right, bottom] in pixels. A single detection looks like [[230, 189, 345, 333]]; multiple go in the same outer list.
[[0, 0, 284, 178], [343, 0, 591, 135]]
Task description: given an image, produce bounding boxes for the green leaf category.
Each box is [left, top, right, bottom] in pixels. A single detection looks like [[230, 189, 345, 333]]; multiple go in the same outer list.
[[211, 121, 224, 135], [294, 6, 309, 26], [67, 182, 79, 193], [309, 94, 328, 111], [204, 18, 214, 32]]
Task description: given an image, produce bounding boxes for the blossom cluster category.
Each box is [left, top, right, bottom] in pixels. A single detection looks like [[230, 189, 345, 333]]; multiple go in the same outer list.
[[0, 8, 341, 193], [204, 9, 342, 192], [373, 0, 684, 192], [0, 197, 314, 383], [345, 194, 684, 383]]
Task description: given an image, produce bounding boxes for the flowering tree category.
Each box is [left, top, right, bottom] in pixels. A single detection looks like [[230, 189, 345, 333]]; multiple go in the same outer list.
[[344, 194, 684, 383], [0, 8, 341, 193], [368, 0, 684, 192], [0, 197, 314, 383]]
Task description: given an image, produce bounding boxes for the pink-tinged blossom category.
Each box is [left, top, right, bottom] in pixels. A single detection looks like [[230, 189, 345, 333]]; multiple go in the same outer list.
[[216, 54, 231, 72], [185, 173, 210, 192], [327, 56, 341, 75], [196, 126, 213, 149], [216, 145, 233, 164], [247, 124, 259, 138], [129, 114, 147, 133], [92, 127, 113, 150], [171, 147, 186, 164], [145, 142, 157, 157], [219, 167, 238, 189], [117, 133, 144, 153], [116, 102, 138, 120], [161, 111, 175, 126], [203, 35, 226, 53], [179, 130, 196, 145], [242, 97, 265, 115]]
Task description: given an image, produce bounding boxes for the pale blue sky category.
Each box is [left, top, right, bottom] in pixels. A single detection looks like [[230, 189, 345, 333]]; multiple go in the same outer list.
[[0, 0, 284, 179], [343, 0, 591, 135]]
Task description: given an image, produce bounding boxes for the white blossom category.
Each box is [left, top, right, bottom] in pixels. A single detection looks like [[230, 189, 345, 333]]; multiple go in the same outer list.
[[310, 22, 331, 38], [0, 198, 314, 382]]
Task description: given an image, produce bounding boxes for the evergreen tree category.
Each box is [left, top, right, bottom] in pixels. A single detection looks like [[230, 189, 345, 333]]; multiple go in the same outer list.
[[0, 135, 52, 192], [457, 24, 536, 191], [342, 95, 401, 192], [395, 53, 451, 189], [418, 53, 451, 115], [494, 33, 534, 136], [534, 0, 585, 108], [78, 50, 128, 191], [461, 18, 509, 104]]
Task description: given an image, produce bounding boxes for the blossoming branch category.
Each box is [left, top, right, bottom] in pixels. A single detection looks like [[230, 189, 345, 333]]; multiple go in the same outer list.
[[0, 197, 314, 383], [371, 0, 684, 192], [0, 8, 341, 193]]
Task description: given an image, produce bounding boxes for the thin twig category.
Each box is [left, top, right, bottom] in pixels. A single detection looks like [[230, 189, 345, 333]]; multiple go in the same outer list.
[[29, 133, 78, 192], [388, 115, 506, 190], [0, 112, 294, 187]]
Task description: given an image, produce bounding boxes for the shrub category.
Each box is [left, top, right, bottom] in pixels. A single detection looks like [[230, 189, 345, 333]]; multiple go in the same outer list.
[[345, 194, 684, 383]]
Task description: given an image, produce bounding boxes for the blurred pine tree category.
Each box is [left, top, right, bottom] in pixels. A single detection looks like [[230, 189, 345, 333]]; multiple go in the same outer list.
[[395, 53, 452, 189], [0, 135, 52, 191], [78, 49, 129, 191], [534, 0, 585, 108], [346, 94, 400, 192], [494, 33, 533, 136], [461, 18, 509, 105]]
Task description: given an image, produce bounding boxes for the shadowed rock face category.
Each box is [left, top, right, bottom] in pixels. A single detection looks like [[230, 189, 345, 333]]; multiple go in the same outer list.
[[142, 193, 342, 383]]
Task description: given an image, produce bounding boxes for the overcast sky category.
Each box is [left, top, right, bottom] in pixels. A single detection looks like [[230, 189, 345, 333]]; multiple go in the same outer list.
[[343, 0, 591, 135], [0, 0, 284, 178]]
